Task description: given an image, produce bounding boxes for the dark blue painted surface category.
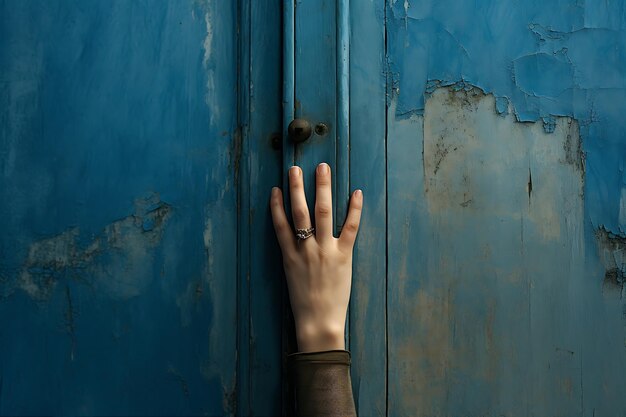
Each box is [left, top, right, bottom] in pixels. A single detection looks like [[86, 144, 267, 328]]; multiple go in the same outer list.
[[1, 1, 238, 414]]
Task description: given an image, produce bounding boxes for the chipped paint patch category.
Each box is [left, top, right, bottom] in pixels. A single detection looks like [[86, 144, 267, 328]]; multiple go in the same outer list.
[[423, 86, 584, 241], [16, 193, 172, 301], [596, 226, 626, 295], [200, 210, 237, 414], [199, 2, 218, 126]]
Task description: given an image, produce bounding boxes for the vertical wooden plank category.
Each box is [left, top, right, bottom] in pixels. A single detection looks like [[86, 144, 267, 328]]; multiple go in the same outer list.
[[386, 109, 431, 417], [336, 0, 350, 232], [281, 2, 297, 415], [282, 0, 295, 174], [200, 2, 240, 412], [236, 0, 252, 414], [336, 0, 351, 348], [245, 0, 285, 416], [293, 0, 337, 206], [348, 0, 388, 415]]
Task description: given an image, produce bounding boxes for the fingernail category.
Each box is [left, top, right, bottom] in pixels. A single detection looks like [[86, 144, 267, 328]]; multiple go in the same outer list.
[[355, 189, 362, 198], [290, 166, 300, 178], [318, 163, 329, 174], [271, 187, 279, 196]]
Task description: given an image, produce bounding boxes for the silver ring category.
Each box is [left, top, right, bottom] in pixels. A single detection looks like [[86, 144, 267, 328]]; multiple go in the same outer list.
[[295, 227, 315, 241]]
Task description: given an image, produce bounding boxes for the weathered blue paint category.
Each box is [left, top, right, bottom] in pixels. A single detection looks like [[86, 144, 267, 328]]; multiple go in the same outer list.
[[3, 0, 626, 415], [0, 1, 238, 414], [386, 0, 626, 237], [386, 0, 626, 415]]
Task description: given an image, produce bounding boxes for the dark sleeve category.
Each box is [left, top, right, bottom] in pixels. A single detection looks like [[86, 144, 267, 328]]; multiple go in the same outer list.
[[288, 349, 357, 417]]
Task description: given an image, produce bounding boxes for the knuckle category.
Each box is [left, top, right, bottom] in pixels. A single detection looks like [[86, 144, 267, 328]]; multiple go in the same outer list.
[[283, 249, 298, 265], [293, 207, 309, 222], [344, 221, 359, 234], [290, 179, 303, 190], [317, 177, 331, 186], [316, 203, 332, 216], [274, 219, 287, 232]]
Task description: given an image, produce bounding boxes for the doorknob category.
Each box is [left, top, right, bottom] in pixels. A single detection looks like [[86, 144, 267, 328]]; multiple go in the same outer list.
[[287, 119, 312, 143]]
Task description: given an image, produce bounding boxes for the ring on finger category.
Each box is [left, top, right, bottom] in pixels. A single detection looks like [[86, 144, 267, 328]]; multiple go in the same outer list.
[[295, 227, 315, 241]]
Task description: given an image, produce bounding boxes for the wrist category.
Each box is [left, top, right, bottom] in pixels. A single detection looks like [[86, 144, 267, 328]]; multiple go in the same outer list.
[[295, 322, 345, 353]]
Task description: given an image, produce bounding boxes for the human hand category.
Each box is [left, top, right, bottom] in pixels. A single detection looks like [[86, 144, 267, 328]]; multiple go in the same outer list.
[[270, 163, 363, 353]]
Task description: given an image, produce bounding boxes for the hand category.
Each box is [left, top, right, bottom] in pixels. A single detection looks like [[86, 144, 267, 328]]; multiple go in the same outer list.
[[270, 162, 363, 352]]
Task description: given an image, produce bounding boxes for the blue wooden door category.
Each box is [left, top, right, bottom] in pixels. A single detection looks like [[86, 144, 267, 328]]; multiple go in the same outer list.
[[2, 1, 626, 416]]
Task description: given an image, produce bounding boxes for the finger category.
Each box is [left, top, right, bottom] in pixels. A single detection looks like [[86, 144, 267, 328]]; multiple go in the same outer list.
[[314, 162, 333, 244], [289, 166, 313, 231], [338, 189, 363, 252], [270, 187, 296, 253]]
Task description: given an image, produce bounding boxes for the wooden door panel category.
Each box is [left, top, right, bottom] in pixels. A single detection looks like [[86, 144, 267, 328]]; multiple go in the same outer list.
[[0, 2, 238, 415], [385, 1, 626, 416]]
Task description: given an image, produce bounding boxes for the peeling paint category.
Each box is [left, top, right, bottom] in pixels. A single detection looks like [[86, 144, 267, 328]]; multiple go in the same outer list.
[[389, 0, 626, 235], [423, 86, 584, 241], [596, 226, 626, 295], [199, 2, 218, 126], [388, 79, 602, 413], [201, 208, 237, 415], [15, 193, 172, 301]]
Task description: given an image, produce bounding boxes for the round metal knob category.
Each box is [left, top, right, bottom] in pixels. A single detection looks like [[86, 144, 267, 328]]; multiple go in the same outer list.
[[288, 119, 312, 143]]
